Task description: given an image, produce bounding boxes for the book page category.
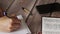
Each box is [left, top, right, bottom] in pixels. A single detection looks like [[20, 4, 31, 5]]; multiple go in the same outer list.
[[42, 17, 60, 34]]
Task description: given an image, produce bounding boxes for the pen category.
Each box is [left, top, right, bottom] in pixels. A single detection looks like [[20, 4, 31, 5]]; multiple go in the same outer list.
[[22, 7, 29, 14]]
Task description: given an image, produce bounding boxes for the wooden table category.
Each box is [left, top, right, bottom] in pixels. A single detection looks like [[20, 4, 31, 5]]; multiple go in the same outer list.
[[0, 0, 56, 34]]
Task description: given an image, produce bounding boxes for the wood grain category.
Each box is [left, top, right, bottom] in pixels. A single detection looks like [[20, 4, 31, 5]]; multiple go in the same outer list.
[[0, 0, 56, 34], [0, 0, 14, 11], [51, 11, 60, 17], [27, 0, 55, 34], [56, 0, 60, 3], [7, 0, 36, 20]]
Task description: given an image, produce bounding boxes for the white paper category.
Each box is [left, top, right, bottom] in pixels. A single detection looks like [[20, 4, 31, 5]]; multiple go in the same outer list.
[[42, 17, 60, 34]]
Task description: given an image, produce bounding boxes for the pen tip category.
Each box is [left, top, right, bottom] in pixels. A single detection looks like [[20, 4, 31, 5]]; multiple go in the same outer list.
[[22, 7, 24, 9]]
